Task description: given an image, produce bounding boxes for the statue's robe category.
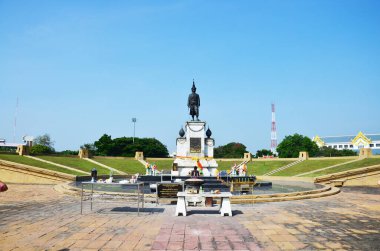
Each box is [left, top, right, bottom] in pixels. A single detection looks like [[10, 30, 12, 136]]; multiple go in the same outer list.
[[188, 93, 200, 116]]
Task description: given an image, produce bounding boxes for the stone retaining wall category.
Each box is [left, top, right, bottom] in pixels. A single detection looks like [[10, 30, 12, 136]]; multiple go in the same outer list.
[[0, 160, 75, 184], [314, 165, 380, 185]]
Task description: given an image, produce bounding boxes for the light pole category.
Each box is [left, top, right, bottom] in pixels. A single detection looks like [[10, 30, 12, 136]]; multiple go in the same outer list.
[[132, 118, 137, 143]]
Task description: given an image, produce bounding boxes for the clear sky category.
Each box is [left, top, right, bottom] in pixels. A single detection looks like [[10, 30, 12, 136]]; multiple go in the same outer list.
[[1, 0, 379, 154]]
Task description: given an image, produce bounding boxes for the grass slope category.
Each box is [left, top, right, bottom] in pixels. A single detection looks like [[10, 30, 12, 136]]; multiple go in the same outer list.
[[38, 156, 110, 175], [145, 158, 174, 170], [4, 153, 376, 178], [0, 154, 82, 175], [310, 158, 380, 177], [94, 157, 145, 174], [250, 160, 295, 175], [216, 160, 294, 175], [275, 159, 352, 176]]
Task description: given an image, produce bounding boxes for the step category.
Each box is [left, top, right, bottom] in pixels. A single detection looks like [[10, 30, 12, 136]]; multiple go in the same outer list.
[[231, 186, 339, 204]]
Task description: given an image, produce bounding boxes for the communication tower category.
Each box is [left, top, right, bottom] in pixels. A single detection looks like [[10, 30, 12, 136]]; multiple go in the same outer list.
[[271, 103, 277, 154], [14, 97, 19, 142]]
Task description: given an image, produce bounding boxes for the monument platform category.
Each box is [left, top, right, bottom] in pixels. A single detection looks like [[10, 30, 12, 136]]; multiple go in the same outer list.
[[174, 121, 218, 176]]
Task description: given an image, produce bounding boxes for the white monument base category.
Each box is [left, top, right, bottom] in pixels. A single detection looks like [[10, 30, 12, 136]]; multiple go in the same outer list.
[[177, 167, 218, 176], [173, 120, 218, 176], [174, 158, 218, 176]]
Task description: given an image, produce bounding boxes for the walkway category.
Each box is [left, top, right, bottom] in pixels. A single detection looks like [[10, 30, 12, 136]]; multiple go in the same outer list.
[[0, 184, 379, 250], [24, 155, 88, 175], [294, 158, 361, 177], [84, 158, 126, 175]]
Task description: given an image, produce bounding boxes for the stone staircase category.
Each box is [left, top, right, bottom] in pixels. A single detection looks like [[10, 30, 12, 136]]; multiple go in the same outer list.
[[231, 185, 340, 204], [0, 159, 76, 183], [314, 164, 380, 183], [236, 160, 249, 169], [137, 175, 230, 192], [263, 159, 304, 176], [201, 177, 230, 191], [138, 159, 148, 167]]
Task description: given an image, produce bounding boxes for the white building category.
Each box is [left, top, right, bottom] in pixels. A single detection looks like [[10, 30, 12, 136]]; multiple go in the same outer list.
[[313, 132, 380, 154]]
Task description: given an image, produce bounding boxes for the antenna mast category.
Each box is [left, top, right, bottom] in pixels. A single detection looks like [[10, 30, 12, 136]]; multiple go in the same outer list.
[[271, 103, 277, 155], [13, 97, 19, 142]]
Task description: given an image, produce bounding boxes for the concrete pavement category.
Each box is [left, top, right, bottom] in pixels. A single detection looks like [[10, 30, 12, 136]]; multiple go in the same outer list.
[[0, 184, 379, 250]]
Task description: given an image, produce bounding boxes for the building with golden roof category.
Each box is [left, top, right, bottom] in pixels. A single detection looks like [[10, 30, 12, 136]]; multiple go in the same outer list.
[[313, 131, 380, 154]]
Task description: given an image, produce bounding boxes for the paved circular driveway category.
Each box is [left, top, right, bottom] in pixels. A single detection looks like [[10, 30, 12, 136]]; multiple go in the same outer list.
[[0, 184, 379, 250]]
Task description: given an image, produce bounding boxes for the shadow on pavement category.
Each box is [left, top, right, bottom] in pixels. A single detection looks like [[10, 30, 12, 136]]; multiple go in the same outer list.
[[185, 209, 243, 216], [96, 207, 165, 214]]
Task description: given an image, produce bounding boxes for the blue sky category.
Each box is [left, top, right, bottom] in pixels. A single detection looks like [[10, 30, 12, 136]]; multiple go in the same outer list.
[[1, 0, 379, 153]]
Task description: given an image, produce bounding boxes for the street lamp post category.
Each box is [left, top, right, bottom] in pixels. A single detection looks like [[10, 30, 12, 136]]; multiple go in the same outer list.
[[132, 118, 137, 143]]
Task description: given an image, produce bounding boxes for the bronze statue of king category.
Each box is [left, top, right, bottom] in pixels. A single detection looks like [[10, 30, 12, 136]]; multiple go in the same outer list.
[[187, 81, 200, 121]]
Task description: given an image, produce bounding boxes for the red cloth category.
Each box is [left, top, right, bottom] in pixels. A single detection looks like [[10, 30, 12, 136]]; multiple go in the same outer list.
[[197, 160, 203, 169], [0, 181, 8, 192]]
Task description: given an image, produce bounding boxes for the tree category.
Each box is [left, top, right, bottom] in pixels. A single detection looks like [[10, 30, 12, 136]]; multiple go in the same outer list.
[[32, 134, 55, 153], [214, 142, 247, 158], [30, 145, 54, 155], [315, 146, 357, 157], [255, 149, 274, 158], [58, 150, 79, 155], [276, 134, 319, 158], [94, 134, 113, 156], [34, 134, 54, 148], [92, 135, 169, 157]]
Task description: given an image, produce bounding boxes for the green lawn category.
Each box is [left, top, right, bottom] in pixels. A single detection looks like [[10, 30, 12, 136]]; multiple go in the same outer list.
[[216, 161, 244, 172], [38, 156, 110, 175], [94, 157, 145, 174], [145, 158, 174, 170], [4, 153, 378, 178], [0, 154, 82, 175], [250, 160, 295, 175], [216, 160, 294, 175], [310, 158, 380, 177], [275, 159, 352, 176]]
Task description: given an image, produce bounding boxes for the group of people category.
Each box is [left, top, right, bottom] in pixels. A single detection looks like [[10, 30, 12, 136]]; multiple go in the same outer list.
[[229, 163, 247, 176], [190, 163, 248, 179], [145, 162, 158, 176]]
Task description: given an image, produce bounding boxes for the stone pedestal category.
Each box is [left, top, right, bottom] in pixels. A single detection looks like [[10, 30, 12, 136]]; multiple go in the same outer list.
[[78, 149, 92, 159], [174, 121, 218, 176], [135, 151, 144, 160], [359, 148, 372, 158], [244, 152, 252, 161], [299, 151, 309, 160], [16, 145, 29, 156]]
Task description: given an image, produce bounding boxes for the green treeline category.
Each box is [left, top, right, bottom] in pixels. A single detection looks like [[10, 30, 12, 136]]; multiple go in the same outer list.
[[214, 142, 247, 158], [215, 134, 357, 159], [93, 134, 169, 157], [277, 134, 357, 158]]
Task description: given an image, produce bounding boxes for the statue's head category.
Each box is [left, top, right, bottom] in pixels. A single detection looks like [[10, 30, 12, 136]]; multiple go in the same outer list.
[[191, 81, 196, 92]]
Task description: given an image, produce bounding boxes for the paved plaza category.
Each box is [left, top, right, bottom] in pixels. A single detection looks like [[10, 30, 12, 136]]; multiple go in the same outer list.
[[0, 184, 379, 250]]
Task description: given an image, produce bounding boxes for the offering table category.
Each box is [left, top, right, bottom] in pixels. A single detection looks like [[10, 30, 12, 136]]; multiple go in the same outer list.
[[175, 191, 232, 216]]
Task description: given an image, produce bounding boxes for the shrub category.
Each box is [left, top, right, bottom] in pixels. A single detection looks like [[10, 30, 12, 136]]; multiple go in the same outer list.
[[30, 144, 54, 155]]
